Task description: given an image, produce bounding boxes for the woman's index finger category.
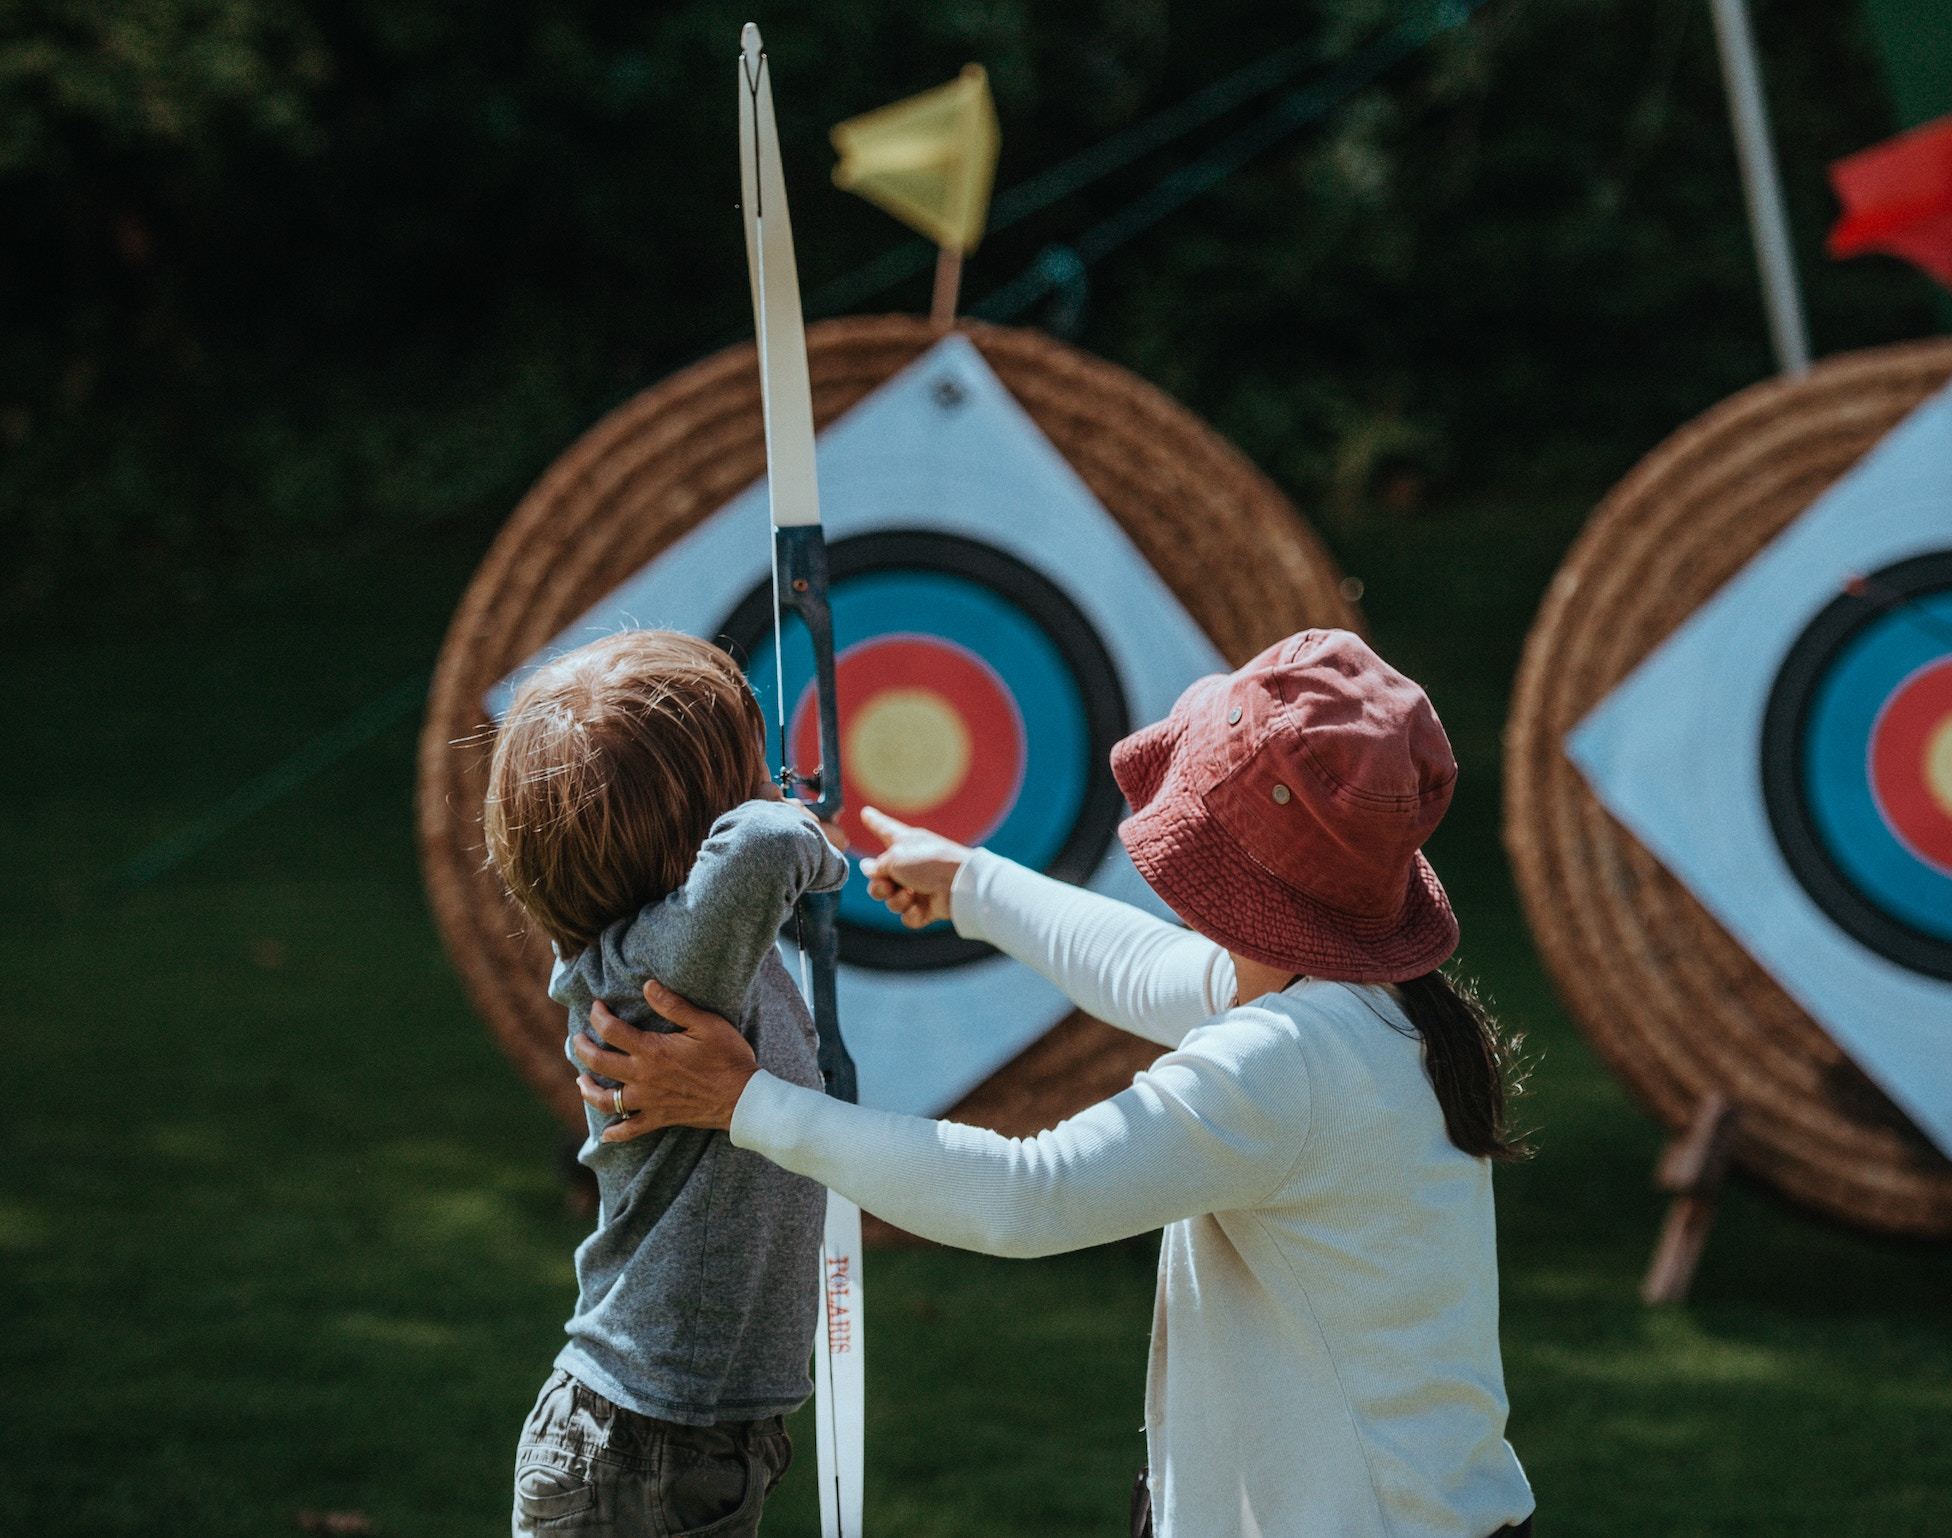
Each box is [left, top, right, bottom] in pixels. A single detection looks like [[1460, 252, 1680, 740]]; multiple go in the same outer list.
[[859, 805, 908, 841]]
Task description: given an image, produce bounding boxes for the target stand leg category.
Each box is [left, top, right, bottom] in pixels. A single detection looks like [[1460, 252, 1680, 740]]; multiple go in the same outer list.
[[1641, 1093, 1736, 1305]]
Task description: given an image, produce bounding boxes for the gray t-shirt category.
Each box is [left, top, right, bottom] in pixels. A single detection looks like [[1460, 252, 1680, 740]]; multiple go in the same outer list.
[[548, 798, 847, 1425]]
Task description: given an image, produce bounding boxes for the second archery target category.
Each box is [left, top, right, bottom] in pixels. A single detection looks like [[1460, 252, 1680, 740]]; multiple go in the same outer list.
[[1506, 339, 1952, 1239], [419, 316, 1360, 1134]]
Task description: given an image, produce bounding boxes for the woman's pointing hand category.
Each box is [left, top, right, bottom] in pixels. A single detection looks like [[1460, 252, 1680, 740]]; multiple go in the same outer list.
[[858, 807, 970, 929]]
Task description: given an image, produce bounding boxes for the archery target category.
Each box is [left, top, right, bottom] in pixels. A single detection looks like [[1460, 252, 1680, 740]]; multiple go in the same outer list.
[[480, 331, 1235, 1115], [419, 315, 1359, 1136], [720, 532, 1129, 969], [1763, 553, 1952, 979]]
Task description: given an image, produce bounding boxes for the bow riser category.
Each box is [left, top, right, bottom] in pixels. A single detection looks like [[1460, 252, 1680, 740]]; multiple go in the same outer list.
[[773, 525, 844, 823]]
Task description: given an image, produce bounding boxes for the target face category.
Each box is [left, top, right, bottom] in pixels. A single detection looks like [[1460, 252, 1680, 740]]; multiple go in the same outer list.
[[721, 532, 1130, 969], [1764, 552, 1952, 979]]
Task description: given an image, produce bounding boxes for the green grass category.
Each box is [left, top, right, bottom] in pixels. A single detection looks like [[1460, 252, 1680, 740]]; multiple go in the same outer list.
[[4, 496, 1949, 1537]]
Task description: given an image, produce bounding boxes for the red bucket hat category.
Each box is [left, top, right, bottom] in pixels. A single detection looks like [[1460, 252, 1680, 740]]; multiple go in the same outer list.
[[1112, 630, 1459, 983]]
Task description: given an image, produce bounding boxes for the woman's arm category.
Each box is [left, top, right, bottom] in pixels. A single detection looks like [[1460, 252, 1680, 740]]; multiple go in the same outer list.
[[862, 808, 1233, 1049], [578, 980, 1308, 1259], [951, 850, 1235, 1049]]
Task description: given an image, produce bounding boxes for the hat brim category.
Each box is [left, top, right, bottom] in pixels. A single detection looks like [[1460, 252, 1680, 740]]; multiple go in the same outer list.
[[1119, 798, 1459, 983]]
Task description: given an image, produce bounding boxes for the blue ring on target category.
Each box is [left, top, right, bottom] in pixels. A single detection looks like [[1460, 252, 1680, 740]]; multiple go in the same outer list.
[[719, 532, 1131, 970], [1762, 550, 1952, 979]]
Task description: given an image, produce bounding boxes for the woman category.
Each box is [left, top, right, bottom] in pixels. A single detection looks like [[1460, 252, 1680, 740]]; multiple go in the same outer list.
[[576, 629, 1536, 1538]]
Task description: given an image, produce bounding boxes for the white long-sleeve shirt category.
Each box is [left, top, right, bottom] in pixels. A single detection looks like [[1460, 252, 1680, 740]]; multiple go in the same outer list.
[[730, 851, 1534, 1538]]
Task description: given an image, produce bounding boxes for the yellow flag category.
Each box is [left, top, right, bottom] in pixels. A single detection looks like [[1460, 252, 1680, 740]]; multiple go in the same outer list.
[[831, 66, 999, 253]]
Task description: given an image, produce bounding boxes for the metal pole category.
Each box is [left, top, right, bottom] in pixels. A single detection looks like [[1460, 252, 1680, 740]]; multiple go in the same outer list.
[[1707, 0, 1812, 375]]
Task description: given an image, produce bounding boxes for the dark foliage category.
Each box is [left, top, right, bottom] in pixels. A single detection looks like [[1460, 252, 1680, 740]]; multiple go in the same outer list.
[[0, 0, 1935, 595]]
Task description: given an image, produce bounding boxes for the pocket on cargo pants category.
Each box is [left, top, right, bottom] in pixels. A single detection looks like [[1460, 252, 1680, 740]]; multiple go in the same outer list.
[[512, 1370, 647, 1535], [513, 1458, 603, 1531]]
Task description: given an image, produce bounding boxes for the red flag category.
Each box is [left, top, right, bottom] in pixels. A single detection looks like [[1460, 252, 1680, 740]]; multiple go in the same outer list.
[[1827, 114, 1952, 288]]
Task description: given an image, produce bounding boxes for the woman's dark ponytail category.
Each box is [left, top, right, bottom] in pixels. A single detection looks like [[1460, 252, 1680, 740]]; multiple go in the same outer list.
[[1396, 970, 1531, 1162]]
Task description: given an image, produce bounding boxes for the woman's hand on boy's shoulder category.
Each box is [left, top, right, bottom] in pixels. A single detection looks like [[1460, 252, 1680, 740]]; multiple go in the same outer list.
[[575, 984, 758, 1138], [859, 807, 968, 929]]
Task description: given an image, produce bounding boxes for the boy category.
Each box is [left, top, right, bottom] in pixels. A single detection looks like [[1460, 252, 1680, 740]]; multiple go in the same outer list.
[[484, 628, 846, 1538]]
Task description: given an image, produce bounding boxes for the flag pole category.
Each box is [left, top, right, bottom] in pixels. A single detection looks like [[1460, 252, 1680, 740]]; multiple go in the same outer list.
[[930, 246, 964, 329], [1707, 0, 1812, 375]]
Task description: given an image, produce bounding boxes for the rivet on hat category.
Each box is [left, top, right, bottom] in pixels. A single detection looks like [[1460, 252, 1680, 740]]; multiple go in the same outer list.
[[1271, 783, 1291, 805], [1227, 706, 1243, 725]]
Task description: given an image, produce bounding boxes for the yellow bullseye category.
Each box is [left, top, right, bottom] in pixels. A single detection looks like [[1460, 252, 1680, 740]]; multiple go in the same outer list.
[[846, 689, 971, 813], [1927, 714, 1952, 820]]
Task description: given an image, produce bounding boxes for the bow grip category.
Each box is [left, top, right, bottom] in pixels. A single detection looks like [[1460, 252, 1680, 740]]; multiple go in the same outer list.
[[774, 524, 844, 822]]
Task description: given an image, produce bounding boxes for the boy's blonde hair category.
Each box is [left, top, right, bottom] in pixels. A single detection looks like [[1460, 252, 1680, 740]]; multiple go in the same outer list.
[[484, 630, 769, 955]]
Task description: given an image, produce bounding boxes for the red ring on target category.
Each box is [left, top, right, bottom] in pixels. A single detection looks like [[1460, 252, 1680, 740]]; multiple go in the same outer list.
[[1870, 656, 1952, 875], [792, 634, 1026, 853]]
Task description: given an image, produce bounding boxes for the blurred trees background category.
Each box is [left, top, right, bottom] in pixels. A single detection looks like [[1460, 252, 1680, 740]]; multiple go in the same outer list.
[[0, 0, 1935, 601]]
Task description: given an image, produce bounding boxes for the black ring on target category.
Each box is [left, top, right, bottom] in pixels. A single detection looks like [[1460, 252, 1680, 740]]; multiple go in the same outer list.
[[1761, 549, 1952, 980], [720, 531, 1133, 971]]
